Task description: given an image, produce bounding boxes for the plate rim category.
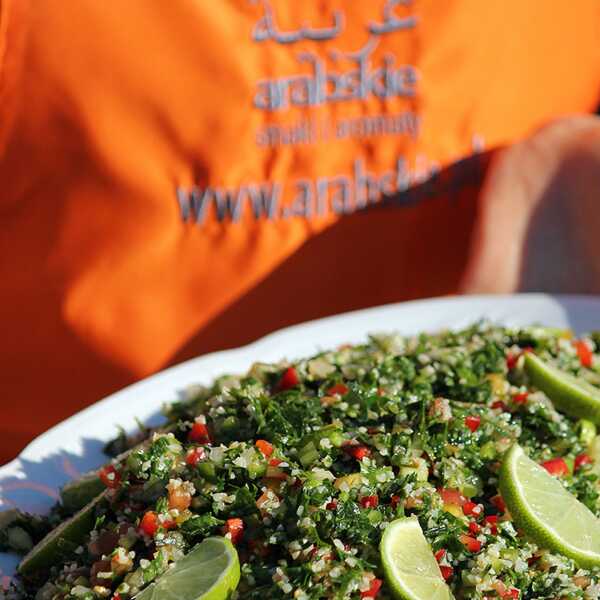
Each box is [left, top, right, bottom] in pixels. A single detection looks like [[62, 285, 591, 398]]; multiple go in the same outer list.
[[4, 293, 600, 475]]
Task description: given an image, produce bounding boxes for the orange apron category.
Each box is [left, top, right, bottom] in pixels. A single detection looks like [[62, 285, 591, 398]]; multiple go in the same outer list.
[[1, 0, 599, 462]]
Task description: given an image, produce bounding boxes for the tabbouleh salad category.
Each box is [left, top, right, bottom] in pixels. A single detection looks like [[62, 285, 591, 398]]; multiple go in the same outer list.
[[4, 323, 600, 599]]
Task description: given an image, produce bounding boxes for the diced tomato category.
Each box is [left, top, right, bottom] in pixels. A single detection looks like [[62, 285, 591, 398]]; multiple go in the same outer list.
[[224, 518, 244, 544], [575, 453, 593, 471], [503, 589, 520, 599], [439, 488, 466, 506], [469, 521, 481, 535], [277, 367, 299, 391], [541, 457, 570, 477], [434, 549, 446, 562], [512, 392, 529, 405], [345, 445, 371, 461], [326, 500, 338, 510], [361, 578, 382, 598], [574, 340, 593, 368], [188, 421, 211, 444], [484, 515, 498, 534], [462, 501, 482, 517], [465, 415, 481, 432], [327, 383, 349, 396], [139, 511, 159, 537], [439, 565, 454, 581], [360, 495, 379, 508], [255, 439, 274, 458], [491, 495, 506, 513], [491, 400, 509, 411], [269, 458, 282, 466], [113, 595, 122, 600], [459, 534, 482, 553], [390, 495, 401, 509], [185, 446, 206, 466], [99, 465, 121, 489], [265, 465, 288, 480]]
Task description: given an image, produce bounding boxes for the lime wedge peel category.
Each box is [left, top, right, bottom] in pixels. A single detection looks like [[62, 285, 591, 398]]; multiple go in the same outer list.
[[524, 353, 600, 423], [500, 444, 600, 569], [135, 537, 240, 600], [380, 516, 454, 600]]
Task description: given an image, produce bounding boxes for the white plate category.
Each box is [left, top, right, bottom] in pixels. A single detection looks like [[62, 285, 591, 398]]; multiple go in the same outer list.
[[2, 293, 600, 580]]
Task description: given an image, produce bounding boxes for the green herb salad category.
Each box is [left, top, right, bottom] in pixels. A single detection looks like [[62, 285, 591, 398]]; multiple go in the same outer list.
[[4, 324, 600, 600]]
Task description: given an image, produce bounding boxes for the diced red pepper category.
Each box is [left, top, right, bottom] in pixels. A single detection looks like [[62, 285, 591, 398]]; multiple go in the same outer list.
[[512, 392, 529, 405], [484, 515, 498, 534], [269, 457, 283, 466], [361, 578, 382, 598], [506, 353, 519, 370], [439, 565, 454, 581], [491, 400, 509, 411], [434, 549, 446, 562], [465, 415, 481, 432], [139, 511, 159, 537], [439, 488, 466, 506], [491, 494, 506, 513], [390, 495, 401, 509], [469, 521, 481, 535], [575, 453, 593, 471], [188, 421, 211, 444], [327, 383, 349, 396], [345, 445, 371, 461], [541, 457, 570, 477], [277, 367, 299, 391], [459, 534, 482, 553], [574, 340, 593, 368], [462, 501, 483, 517], [224, 518, 244, 544], [185, 446, 206, 466], [99, 465, 121, 489], [326, 500, 338, 510], [360, 495, 379, 508], [255, 439, 274, 458]]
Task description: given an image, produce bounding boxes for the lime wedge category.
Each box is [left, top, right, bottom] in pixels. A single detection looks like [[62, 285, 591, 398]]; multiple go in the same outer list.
[[18, 491, 107, 575], [60, 471, 106, 514], [499, 444, 600, 568], [524, 353, 600, 423], [135, 537, 240, 600], [380, 517, 454, 600]]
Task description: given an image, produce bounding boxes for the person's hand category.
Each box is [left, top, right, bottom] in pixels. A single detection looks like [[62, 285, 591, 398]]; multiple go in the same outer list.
[[461, 115, 600, 294]]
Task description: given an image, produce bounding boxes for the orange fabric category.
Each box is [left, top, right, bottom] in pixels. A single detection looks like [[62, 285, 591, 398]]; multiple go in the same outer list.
[[1, 0, 600, 463]]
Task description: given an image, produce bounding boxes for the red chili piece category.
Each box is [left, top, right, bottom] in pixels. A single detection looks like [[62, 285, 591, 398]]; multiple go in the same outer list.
[[345, 445, 371, 461], [360, 495, 379, 509], [224, 518, 244, 544], [255, 439, 274, 458], [469, 521, 481, 535], [574, 340, 593, 368], [460, 534, 482, 553], [139, 511, 159, 537], [484, 515, 498, 534], [99, 465, 121, 489], [465, 415, 481, 432], [491, 495, 506, 513], [185, 446, 206, 466], [361, 578, 383, 598], [439, 565, 454, 581], [575, 453, 593, 471], [434, 549, 446, 562], [277, 367, 299, 391], [512, 392, 529, 405], [188, 422, 211, 444], [327, 383, 349, 396], [541, 457, 569, 477], [462, 501, 482, 517]]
